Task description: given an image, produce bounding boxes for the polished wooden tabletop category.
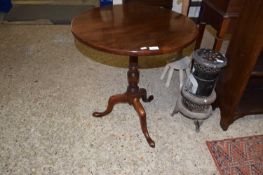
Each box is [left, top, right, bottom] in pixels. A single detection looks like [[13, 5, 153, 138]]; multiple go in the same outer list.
[[71, 4, 198, 56]]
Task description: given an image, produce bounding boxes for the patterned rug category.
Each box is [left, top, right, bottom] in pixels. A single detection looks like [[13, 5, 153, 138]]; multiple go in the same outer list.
[[206, 135, 263, 175]]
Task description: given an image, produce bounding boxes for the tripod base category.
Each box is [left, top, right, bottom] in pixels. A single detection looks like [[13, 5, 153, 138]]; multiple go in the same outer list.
[[93, 56, 155, 148]]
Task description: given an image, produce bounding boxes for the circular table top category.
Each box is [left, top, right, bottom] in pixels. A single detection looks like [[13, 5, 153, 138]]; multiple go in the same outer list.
[[71, 4, 198, 56]]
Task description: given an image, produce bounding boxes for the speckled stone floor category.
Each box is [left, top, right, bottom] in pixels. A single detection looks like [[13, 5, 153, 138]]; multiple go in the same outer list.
[[0, 24, 262, 175]]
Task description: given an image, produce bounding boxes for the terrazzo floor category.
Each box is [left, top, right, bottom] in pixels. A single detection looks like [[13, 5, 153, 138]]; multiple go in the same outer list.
[[0, 24, 262, 175]]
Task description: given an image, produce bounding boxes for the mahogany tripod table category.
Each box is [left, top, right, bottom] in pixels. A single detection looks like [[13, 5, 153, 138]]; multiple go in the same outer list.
[[71, 4, 198, 148]]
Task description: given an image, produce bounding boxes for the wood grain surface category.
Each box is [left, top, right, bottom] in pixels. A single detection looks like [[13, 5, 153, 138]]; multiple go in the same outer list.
[[71, 4, 198, 56]]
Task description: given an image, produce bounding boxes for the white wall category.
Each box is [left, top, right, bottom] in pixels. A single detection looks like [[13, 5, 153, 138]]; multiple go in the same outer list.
[[173, 0, 201, 17], [172, 0, 182, 13], [113, 0, 122, 5]]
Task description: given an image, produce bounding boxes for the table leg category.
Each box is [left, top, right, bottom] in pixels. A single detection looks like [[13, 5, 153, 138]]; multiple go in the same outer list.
[[213, 19, 230, 51], [195, 22, 206, 50], [132, 97, 155, 148], [92, 93, 128, 117], [92, 56, 155, 148], [139, 88, 154, 102]]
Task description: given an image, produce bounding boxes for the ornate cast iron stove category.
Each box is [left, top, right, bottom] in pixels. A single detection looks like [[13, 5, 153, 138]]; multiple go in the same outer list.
[[172, 49, 227, 132]]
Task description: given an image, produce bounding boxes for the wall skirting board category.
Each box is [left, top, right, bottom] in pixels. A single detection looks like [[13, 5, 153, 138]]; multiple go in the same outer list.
[[12, 0, 98, 6]]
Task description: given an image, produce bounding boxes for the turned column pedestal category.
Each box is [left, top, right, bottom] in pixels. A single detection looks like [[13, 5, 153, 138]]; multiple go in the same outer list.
[[92, 56, 155, 147]]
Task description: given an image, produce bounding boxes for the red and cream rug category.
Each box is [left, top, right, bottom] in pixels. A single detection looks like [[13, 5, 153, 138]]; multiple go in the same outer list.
[[207, 135, 263, 175]]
